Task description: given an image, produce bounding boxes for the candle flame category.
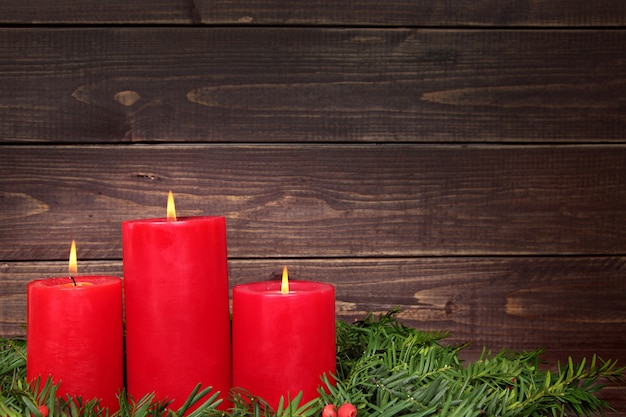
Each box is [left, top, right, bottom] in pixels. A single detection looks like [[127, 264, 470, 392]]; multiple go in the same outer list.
[[167, 190, 177, 222], [281, 266, 289, 294], [69, 240, 78, 276]]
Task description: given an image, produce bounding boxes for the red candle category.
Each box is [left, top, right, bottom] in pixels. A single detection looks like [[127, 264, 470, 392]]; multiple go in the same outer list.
[[122, 192, 231, 410], [27, 241, 123, 411], [232, 268, 336, 410]]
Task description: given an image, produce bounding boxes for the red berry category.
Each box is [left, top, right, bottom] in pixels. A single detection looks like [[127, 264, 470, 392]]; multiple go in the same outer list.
[[322, 404, 337, 417], [338, 403, 357, 417], [31, 405, 49, 417]]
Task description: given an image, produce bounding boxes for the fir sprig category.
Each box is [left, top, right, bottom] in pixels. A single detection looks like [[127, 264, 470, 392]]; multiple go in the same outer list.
[[319, 310, 623, 417], [1, 311, 623, 417]]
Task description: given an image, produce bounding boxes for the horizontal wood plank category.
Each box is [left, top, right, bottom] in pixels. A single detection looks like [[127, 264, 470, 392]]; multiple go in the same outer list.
[[1, 1, 626, 27], [3, 257, 625, 356], [597, 384, 626, 417], [1, 28, 626, 143], [199, 1, 626, 27], [0, 1, 195, 24], [4, 257, 625, 414], [1, 144, 625, 260], [2, 2, 625, 415]]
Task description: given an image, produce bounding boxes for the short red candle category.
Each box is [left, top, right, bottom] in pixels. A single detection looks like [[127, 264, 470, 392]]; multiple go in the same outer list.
[[122, 215, 231, 410], [27, 276, 123, 411], [232, 279, 336, 409]]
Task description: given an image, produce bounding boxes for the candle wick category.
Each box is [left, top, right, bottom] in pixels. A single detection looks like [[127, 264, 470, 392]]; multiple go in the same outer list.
[[70, 276, 77, 286]]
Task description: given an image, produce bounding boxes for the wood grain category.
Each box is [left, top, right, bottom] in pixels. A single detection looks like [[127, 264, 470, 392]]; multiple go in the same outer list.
[[3, 257, 625, 351], [1, 144, 625, 260], [3, 257, 625, 413], [1, 1, 625, 414], [1, 1, 626, 27], [0, 1, 195, 24], [199, 1, 626, 27], [1, 29, 626, 143]]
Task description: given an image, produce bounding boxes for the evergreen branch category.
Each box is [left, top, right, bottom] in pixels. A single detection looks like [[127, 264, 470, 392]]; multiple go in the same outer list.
[[1, 310, 623, 417]]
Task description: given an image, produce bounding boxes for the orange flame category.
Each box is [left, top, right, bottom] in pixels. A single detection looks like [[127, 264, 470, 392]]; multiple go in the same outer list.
[[281, 266, 289, 294], [69, 240, 78, 276], [167, 190, 177, 222]]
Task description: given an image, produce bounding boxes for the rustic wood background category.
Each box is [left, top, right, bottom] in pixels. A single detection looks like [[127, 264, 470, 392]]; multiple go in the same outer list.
[[1, 1, 625, 413]]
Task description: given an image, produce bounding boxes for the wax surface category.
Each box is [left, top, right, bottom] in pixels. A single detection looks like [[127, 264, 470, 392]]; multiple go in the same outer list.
[[232, 280, 336, 410], [122, 216, 231, 410], [26, 276, 123, 411]]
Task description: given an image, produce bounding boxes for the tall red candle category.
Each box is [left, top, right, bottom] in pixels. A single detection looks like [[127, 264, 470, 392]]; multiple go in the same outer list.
[[232, 273, 335, 410], [122, 195, 231, 410], [27, 275, 123, 411]]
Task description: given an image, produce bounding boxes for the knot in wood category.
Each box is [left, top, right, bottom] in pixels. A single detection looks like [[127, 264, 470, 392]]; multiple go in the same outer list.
[[114, 90, 141, 106]]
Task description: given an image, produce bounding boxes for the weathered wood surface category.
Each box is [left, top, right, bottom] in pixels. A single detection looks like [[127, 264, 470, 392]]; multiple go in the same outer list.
[[1, 29, 626, 143], [197, 1, 626, 27], [1, 144, 625, 260], [3, 257, 625, 412], [600, 387, 626, 417], [5, 257, 626, 351], [2, 1, 626, 27], [1, 1, 626, 413]]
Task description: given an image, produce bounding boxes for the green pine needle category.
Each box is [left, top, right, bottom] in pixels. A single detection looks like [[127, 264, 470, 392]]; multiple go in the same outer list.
[[2, 310, 623, 417]]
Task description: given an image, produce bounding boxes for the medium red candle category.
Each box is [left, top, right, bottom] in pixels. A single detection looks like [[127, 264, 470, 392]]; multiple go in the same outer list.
[[232, 267, 336, 410], [27, 241, 123, 411], [122, 191, 231, 410]]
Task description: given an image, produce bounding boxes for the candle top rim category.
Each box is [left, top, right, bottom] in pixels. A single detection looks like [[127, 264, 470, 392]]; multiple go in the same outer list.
[[122, 215, 225, 225], [28, 276, 121, 289], [234, 280, 334, 295]]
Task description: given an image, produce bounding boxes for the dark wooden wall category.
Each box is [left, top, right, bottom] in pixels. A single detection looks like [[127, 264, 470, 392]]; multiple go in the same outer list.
[[1, 1, 625, 412]]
